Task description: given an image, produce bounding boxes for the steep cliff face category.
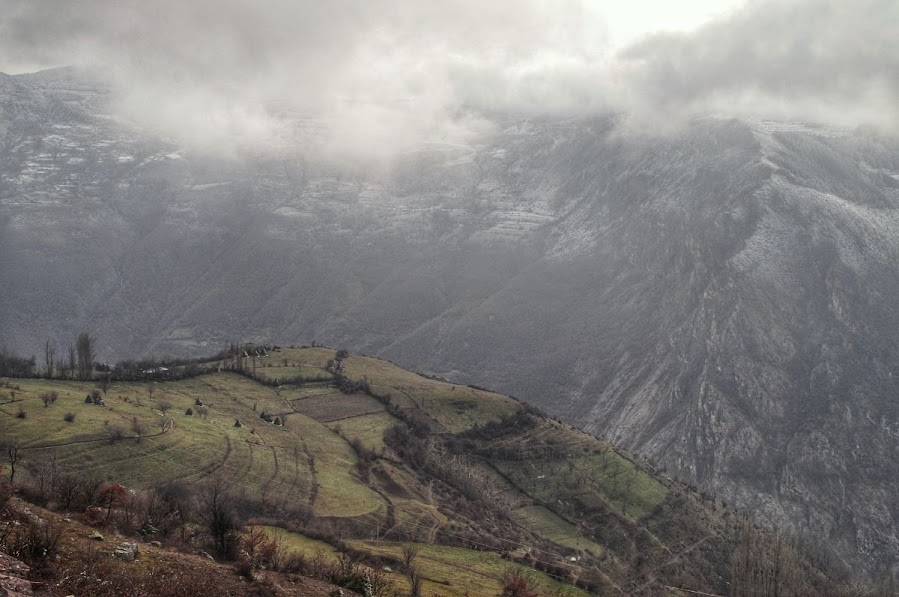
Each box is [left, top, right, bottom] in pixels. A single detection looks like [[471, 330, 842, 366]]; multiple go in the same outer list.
[[554, 122, 899, 570], [2, 68, 899, 574]]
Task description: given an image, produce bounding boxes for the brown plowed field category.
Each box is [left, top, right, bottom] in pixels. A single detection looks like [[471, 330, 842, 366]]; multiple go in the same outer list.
[[291, 392, 385, 422]]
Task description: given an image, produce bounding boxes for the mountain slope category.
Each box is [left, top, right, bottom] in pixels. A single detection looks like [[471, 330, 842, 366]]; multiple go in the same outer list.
[[1, 68, 898, 575], [0, 346, 848, 594]]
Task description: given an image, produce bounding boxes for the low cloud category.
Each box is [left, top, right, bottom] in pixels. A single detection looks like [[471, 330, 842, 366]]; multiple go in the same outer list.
[[0, 0, 896, 157], [613, 0, 899, 132]]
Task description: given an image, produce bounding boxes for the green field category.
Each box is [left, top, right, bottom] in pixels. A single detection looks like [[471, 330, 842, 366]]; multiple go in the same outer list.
[[0, 371, 382, 517], [251, 525, 339, 558], [511, 505, 605, 557], [349, 541, 588, 597], [0, 347, 751, 595]]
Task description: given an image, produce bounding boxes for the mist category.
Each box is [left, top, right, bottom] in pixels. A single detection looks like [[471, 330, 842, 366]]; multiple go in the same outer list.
[[1, 0, 896, 156]]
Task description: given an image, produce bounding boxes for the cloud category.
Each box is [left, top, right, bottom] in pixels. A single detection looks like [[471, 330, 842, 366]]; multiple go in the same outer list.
[[613, 0, 899, 132], [0, 0, 611, 157], [0, 0, 896, 156]]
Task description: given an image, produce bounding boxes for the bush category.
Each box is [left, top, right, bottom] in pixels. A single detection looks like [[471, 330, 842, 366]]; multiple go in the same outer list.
[[63, 412, 76, 422], [40, 391, 58, 408], [107, 425, 125, 443], [16, 407, 26, 419], [500, 568, 540, 597], [0, 518, 65, 569]]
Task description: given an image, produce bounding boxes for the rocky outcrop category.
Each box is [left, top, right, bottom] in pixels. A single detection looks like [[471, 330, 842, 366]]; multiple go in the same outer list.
[[0, 553, 34, 597], [112, 542, 139, 562]]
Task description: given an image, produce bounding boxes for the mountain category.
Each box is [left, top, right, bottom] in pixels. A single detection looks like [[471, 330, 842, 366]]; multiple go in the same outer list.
[[1, 67, 898, 577]]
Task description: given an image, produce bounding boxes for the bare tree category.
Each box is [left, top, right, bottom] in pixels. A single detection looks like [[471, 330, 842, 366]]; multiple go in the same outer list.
[[76, 332, 96, 381], [98, 373, 112, 396], [731, 519, 805, 597], [44, 338, 56, 379], [197, 475, 240, 559], [5, 443, 21, 483], [401, 544, 419, 571], [157, 400, 174, 415], [139, 384, 153, 407], [67, 345, 77, 380]]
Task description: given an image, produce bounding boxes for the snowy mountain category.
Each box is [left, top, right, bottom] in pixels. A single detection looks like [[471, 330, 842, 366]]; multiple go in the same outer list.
[[2, 67, 899, 575]]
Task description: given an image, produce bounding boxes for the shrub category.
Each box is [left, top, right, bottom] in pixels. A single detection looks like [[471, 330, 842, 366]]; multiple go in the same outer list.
[[63, 412, 76, 422], [16, 407, 26, 419], [500, 568, 540, 597], [107, 425, 125, 443], [0, 518, 65, 569]]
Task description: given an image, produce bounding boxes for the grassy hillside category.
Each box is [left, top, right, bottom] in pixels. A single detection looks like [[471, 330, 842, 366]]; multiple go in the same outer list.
[[0, 346, 848, 595]]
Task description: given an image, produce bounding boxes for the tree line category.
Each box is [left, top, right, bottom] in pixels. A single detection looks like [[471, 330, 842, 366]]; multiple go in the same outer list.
[[1, 332, 97, 380], [0, 333, 241, 382]]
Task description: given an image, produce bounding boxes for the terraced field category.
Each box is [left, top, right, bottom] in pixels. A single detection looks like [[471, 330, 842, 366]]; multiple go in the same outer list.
[[291, 392, 384, 423], [0, 369, 381, 517], [0, 347, 831, 595]]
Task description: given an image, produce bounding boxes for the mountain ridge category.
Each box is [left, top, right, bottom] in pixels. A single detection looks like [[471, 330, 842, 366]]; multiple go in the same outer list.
[[1, 67, 898, 576]]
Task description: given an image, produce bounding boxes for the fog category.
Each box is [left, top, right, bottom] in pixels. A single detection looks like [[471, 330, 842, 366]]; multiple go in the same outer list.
[[1, 0, 896, 155]]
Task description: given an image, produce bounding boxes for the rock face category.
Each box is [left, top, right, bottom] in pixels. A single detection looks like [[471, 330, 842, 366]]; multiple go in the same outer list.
[[113, 542, 139, 562], [2, 68, 899, 575], [0, 553, 34, 597]]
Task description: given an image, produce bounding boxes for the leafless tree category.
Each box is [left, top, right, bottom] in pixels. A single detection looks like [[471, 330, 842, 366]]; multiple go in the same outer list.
[[196, 474, 240, 559], [139, 384, 154, 407], [76, 332, 96, 381], [44, 338, 56, 378], [98, 373, 112, 396], [401, 545, 419, 571], [67, 345, 77, 380], [4, 443, 21, 483], [731, 519, 805, 597]]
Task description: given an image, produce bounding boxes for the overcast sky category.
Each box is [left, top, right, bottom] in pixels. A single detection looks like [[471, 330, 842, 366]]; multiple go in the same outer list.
[[1, 0, 896, 155]]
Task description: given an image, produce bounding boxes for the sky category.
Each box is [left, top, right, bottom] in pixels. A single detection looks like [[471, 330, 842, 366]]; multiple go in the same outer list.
[[0, 0, 896, 155]]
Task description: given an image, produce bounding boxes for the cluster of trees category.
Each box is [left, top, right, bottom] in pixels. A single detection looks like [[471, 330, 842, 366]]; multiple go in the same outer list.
[[36, 333, 95, 381], [0, 333, 97, 380], [4, 333, 243, 383], [0, 348, 36, 377]]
